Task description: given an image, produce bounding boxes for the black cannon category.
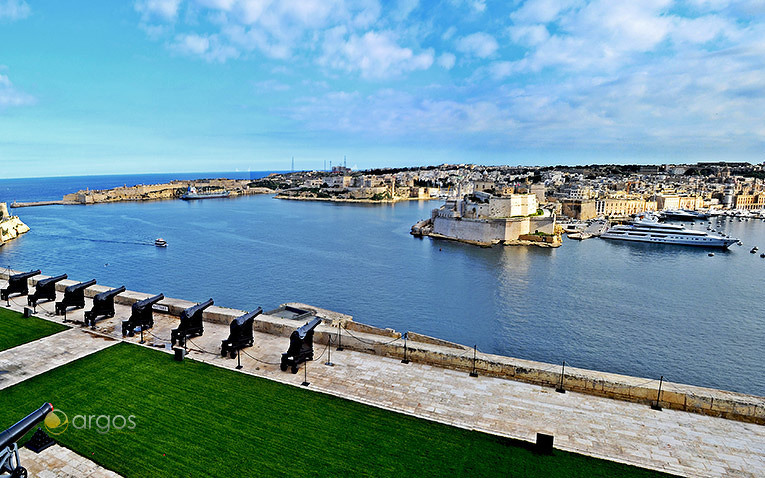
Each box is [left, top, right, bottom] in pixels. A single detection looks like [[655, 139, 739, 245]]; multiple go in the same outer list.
[[221, 307, 262, 358], [1, 270, 41, 301], [280, 317, 322, 374], [28, 274, 67, 307], [0, 402, 53, 478], [55, 279, 96, 315], [84, 286, 126, 327], [171, 298, 214, 347], [122, 293, 164, 337]]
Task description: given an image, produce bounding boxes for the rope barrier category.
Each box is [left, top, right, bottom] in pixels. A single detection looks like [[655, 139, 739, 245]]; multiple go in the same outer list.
[[186, 338, 219, 356], [240, 348, 281, 366], [341, 325, 402, 346], [146, 330, 171, 342]]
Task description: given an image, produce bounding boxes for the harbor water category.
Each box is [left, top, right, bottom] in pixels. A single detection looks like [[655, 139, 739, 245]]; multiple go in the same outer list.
[[1, 176, 764, 396]]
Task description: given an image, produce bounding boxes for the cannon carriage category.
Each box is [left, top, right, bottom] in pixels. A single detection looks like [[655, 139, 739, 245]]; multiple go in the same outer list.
[[122, 293, 164, 337], [280, 317, 322, 374], [1, 270, 41, 301], [171, 298, 214, 347], [27, 274, 67, 307], [84, 286, 125, 327], [0, 403, 53, 478], [55, 279, 96, 315], [221, 307, 262, 358]]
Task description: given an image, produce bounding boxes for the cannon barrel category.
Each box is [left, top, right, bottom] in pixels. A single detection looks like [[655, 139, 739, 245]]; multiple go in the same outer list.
[[0, 403, 53, 451], [232, 307, 262, 327], [95, 285, 126, 302], [10, 270, 41, 281], [65, 279, 97, 293], [297, 317, 322, 339], [132, 293, 164, 312], [37, 274, 68, 288], [181, 298, 214, 319]]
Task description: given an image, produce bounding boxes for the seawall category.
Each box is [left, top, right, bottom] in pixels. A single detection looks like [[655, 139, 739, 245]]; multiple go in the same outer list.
[[2, 269, 763, 425]]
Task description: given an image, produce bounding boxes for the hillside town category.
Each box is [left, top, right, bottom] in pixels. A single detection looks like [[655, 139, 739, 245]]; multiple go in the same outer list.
[[255, 162, 765, 219]]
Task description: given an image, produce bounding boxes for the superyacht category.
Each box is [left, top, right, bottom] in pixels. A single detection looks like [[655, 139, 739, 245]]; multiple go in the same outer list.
[[601, 215, 738, 249]]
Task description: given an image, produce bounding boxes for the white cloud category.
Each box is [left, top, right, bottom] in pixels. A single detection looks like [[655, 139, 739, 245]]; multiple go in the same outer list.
[[135, 0, 182, 21], [170, 33, 240, 62], [442, 26, 457, 40], [508, 24, 549, 46], [456, 32, 498, 58], [320, 28, 434, 78], [510, 0, 579, 24], [0, 0, 30, 21], [437, 52, 456, 69], [393, 0, 419, 20], [0, 74, 35, 107]]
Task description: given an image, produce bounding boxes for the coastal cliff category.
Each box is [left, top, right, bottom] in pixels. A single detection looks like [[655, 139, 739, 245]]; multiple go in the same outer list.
[[0, 202, 30, 244]]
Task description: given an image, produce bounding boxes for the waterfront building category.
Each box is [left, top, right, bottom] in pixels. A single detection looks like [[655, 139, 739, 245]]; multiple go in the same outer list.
[[595, 198, 657, 217], [560, 199, 597, 220]]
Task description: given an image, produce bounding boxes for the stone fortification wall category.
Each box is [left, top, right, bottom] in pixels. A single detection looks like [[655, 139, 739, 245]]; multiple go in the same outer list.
[[4, 269, 763, 424], [432, 216, 531, 244]]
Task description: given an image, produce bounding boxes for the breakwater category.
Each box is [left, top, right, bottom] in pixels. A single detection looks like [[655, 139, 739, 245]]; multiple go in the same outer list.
[[3, 268, 763, 424], [61, 179, 272, 205]]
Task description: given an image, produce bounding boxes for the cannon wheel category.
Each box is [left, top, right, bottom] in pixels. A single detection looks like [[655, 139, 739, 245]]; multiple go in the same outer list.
[[280, 362, 288, 372], [230, 350, 237, 359], [11, 466, 28, 478], [291, 365, 298, 374]]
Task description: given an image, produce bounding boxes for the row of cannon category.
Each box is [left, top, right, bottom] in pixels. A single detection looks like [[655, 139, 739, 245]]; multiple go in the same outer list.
[[1, 269, 320, 373]]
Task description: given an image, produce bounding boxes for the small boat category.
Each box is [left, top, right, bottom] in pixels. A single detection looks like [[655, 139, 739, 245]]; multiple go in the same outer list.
[[751, 247, 758, 253], [155, 238, 168, 247], [181, 185, 230, 200], [760, 253, 765, 258], [708, 253, 714, 257]]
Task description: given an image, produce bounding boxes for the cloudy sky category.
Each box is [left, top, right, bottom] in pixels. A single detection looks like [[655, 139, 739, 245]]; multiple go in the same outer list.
[[1, 0, 763, 177]]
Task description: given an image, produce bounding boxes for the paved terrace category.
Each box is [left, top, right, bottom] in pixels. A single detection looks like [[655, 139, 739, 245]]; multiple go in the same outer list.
[[0, 283, 764, 477]]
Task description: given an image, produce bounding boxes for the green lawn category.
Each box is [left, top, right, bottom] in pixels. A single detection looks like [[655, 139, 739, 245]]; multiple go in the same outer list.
[[0, 343, 673, 478], [0, 307, 69, 351]]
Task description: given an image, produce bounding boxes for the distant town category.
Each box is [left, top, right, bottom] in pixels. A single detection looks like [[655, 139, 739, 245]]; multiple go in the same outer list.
[[7, 161, 763, 249], [255, 161, 765, 217]]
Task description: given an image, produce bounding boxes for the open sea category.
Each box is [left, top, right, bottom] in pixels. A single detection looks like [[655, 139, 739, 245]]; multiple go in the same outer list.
[[1, 173, 764, 396]]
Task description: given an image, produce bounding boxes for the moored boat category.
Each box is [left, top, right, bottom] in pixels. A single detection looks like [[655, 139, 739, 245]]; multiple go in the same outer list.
[[601, 217, 738, 249], [181, 185, 230, 200]]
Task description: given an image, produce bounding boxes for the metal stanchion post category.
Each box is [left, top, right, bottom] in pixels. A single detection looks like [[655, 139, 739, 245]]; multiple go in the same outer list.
[[556, 361, 566, 393], [139, 327, 145, 344], [336, 323, 344, 351], [325, 337, 334, 366], [301, 362, 310, 387], [651, 376, 664, 411], [469, 345, 478, 377], [401, 333, 409, 364], [236, 350, 243, 370]]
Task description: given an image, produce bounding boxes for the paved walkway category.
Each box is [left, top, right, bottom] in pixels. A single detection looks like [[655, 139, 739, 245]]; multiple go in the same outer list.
[[2, 294, 764, 477], [18, 445, 121, 478], [0, 327, 117, 391]]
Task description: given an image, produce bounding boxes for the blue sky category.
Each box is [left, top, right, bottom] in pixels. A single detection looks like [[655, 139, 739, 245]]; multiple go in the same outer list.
[[1, 0, 763, 177]]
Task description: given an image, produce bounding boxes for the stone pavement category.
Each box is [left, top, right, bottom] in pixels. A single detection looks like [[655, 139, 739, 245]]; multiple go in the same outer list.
[[0, 327, 118, 391], [2, 293, 764, 477], [17, 445, 121, 478]]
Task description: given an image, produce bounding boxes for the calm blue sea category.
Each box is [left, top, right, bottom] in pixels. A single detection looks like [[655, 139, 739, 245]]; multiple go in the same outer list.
[[2, 174, 764, 396]]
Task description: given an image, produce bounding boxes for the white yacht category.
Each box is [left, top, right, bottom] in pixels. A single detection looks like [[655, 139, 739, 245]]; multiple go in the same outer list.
[[601, 217, 738, 249]]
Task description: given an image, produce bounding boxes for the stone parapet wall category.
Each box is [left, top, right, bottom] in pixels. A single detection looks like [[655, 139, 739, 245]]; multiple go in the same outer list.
[[3, 269, 763, 424]]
